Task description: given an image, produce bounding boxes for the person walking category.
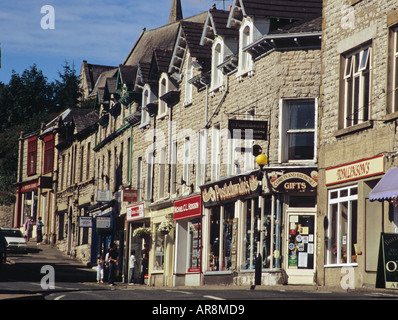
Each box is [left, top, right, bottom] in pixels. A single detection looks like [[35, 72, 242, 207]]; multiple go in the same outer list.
[[107, 243, 118, 286], [36, 217, 44, 245], [24, 216, 34, 242], [97, 254, 104, 284], [139, 243, 148, 285], [129, 250, 137, 285]]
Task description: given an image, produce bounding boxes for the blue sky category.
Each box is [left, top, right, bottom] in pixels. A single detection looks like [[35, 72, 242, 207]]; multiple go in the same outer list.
[[0, 0, 233, 84]]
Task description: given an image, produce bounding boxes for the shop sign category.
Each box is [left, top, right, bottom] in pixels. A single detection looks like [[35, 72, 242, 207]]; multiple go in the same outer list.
[[97, 190, 112, 202], [268, 169, 318, 193], [200, 172, 261, 208], [174, 195, 202, 221], [123, 189, 138, 202], [325, 155, 384, 186], [79, 216, 92, 228], [21, 181, 39, 192], [126, 203, 145, 221], [96, 216, 111, 229], [376, 233, 398, 289], [228, 119, 268, 140]]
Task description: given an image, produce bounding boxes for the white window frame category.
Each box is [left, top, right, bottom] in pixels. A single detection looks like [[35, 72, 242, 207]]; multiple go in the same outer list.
[[146, 151, 154, 201], [391, 27, 398, 113], [343, 45, 372, 128], [237, 21, 254, 78], [211, 40, 224, 91], [279, 99, 317, 164], [325, 185, 358, 267], [196, 129, 207, 190], [140, 85, 152, 128], [137, 157, 143, 202], [158, 75, 168, 118], [211, 124, 220, 181], [158, 146, 166, 199], [184, 54, 194, 106], [183, 137, 191, 194]]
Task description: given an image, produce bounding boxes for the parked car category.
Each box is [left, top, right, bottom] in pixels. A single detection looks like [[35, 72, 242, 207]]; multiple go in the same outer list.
[[0, 228, 27, 252]]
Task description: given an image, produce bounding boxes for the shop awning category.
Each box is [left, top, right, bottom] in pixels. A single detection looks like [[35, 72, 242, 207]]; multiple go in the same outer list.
[[369, 167, 398, 201]]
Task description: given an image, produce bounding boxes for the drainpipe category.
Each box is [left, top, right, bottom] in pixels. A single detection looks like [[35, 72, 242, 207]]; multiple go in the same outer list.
[[204, 77, 229, 129]]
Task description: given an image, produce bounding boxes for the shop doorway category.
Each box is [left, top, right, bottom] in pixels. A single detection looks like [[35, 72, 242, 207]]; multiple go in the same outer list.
[[285, 208, 316, 285]]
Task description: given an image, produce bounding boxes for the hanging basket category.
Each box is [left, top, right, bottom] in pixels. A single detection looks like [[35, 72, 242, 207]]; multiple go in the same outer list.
[[158, 221, 173, 235], [133, 227, 151, 239]]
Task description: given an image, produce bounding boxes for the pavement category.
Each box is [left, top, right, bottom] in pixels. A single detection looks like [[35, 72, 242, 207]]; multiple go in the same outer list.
[[1, 242, 398, 300]]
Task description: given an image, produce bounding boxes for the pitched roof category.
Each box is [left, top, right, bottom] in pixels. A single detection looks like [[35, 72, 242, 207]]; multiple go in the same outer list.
[[236, 0, 322, 20]]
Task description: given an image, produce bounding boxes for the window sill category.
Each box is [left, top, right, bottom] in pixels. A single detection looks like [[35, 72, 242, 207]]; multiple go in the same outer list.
[[204, 270, 233, 276], [236, 69, 255, 81], [157, 112, 168, 120], [334, 120, 373, 138], [324, 263, 358, 268], [183, 100, 192, 108], [139, 122, 150, 130], [383, 111, 398, 122]]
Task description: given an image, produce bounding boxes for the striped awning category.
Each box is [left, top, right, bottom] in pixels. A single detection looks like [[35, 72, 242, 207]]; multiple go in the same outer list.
[[369, 167, 398, 201]]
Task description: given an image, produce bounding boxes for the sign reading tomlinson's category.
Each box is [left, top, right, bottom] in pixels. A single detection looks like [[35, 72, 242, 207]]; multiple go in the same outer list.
[[200, 172, 261, 207], [325, 155, 384, 186]]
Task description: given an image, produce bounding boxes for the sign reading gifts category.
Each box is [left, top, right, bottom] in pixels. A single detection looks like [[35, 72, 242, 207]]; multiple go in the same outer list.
[[200, 173, 261, 207], [173, 195, 202, 221], [126, 203, 145, 221]]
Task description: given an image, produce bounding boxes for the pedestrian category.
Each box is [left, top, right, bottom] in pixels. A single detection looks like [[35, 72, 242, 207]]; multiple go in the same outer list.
[[140, 243, 148, 285], [107, 243, 118, 286], [24, 216, 34, 242], [0, 229, 8, 265], [129, 250, 136, 285], [36, 217, 44, 245], [97, 254, 104, 284]]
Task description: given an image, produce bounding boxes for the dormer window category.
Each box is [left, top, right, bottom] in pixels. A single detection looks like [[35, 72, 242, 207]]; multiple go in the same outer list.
[[211, 41, 224, 90], [184, 54, 193, 106], [140, 86, 151, 127], [158, 76, 168, 117], [238, 22, 254, 78]]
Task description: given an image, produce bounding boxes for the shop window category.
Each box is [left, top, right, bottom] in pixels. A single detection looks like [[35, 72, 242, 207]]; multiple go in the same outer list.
[[188, 218, 201, 272], [27, 137, 37, 176], [154, 223, 165, 271], [209, 203, 234, 271], [341, 44, 371, 128], [280, 99, 316, 163], [243, 198, 261, 270], [326, 185, 358, 266]]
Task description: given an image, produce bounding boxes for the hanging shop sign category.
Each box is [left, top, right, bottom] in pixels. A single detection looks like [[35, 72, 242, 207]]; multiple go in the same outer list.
[[126, 203, 145, 221], [79, 216, 93, 228], [200, 172, 261, 208], [174, 195, 202, 221], [97, 190, 112, 202], [325, 155, 384, 186], [228, 119, 268, 140], [376, 233, 398, 289], [123, 189, 138, 202], [267, 168, 318, 193], [96, 216, 111, 229]]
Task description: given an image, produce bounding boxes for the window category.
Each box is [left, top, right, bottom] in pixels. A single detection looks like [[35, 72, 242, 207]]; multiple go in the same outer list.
[[211, 125, 220, 181], [244, 110, 255, 172], [27, 137, 37, 176], [243, 198, 260, 270], [141, 88, 150, 127], [197, 129, 207, 189], [211, 42, 223, 89], [137, 157, 143, 201], [183, 137, 190, 193], [342, 45, 371, 127], [326, 185, 358, 266], [146, 151, 154, 201], [79, 145, 84, 182], [280, 99, 316, 163], [154, 224, 165, 271], [158, 146, 166, 199], [170, 141, 177, 196], [239, 25, 253, 75], [43, 134, 54, 174], [185, 55, 193, 105], [159, 77, 167, 117], [389, 26, 398, 113], [86, 142, 91, 181]]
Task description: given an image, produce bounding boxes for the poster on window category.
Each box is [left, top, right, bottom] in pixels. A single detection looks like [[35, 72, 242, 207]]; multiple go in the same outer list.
[[288, 215, 314, 269]]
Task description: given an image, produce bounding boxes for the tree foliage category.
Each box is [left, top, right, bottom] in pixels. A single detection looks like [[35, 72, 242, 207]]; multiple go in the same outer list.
[[0, 62, 81, 204]]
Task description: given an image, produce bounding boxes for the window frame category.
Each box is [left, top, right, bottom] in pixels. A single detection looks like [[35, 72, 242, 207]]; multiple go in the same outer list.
[[140, 85, 151, 128], [27, 137, 38, 176], [279, 99, 317, 164], [211, 40, 224, 91], [341, 44, 372, 128], [325, 185, 359, 267], [237, 22, 254, 78], [43, 134, 54, 175], [158, 75, 168, 118]]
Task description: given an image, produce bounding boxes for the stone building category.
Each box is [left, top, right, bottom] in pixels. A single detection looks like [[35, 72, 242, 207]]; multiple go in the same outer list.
[[318, 0, 398, 289]]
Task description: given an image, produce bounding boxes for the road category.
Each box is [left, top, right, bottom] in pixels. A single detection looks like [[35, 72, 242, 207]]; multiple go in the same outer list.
[[2, 243, 398, 304]]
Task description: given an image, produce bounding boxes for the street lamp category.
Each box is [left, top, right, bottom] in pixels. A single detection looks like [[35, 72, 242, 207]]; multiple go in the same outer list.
[[255, 154, 268, 170]]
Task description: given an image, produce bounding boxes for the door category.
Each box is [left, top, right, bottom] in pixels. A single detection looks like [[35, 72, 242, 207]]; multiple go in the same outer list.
[[285, 210, 316, 284]]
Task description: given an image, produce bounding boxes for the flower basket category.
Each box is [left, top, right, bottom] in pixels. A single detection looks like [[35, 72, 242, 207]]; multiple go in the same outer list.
[[158, 221, 173, 235], [133, 227, 151, 239]]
